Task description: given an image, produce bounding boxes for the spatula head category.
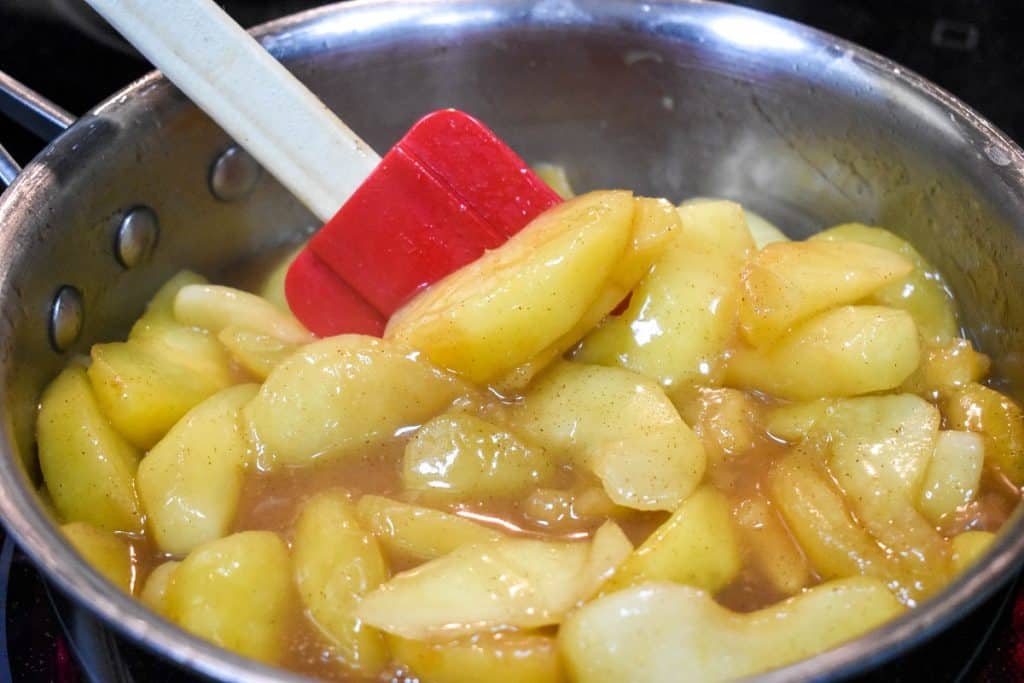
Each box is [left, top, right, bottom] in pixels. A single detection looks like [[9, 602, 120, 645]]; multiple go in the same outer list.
[[286, 109, 562, 337], [284, 250, 384, 336]]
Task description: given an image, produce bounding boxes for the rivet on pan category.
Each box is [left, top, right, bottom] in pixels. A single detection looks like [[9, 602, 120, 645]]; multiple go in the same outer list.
[[985, 143, 1012, 167], [209, 144, 262, 202], [115, 206, 159, 268], [49, 286, 84, 353]]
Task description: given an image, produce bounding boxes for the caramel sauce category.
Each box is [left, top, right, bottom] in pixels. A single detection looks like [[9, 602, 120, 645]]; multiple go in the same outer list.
[[233, 441, 406, 536]]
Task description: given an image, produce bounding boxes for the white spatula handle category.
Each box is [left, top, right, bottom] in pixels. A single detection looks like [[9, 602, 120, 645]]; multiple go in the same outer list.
[[84, 0, 382, 222]]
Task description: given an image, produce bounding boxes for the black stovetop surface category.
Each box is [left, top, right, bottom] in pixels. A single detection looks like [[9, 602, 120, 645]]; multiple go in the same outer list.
[[2, 1, 1023, 682]]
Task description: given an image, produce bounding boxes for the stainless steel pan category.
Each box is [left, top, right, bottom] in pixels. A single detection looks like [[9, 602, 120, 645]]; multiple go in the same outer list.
[[2, 1, 1024, 680]]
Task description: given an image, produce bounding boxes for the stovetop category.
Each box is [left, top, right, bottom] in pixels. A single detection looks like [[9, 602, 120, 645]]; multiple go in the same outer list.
[[2, 1, 1024, 681]]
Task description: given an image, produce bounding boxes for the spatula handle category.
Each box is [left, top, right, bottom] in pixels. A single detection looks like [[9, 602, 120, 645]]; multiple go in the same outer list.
[[84, 0, 381, 222]]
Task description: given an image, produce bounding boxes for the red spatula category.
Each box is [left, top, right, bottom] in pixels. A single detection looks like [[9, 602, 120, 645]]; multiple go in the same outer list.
[[84, 0, 562, 337], [289, 109, 562, 336]]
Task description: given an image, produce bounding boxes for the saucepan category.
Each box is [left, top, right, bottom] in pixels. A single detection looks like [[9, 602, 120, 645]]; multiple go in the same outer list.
[[2, 0, 1024, 680]]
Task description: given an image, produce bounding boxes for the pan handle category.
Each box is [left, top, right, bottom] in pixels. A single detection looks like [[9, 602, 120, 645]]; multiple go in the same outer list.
[[0, 144, 17, 188], [0, 70, 76, 187]]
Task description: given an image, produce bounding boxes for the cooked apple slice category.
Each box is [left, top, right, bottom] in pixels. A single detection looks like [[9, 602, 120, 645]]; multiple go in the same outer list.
[[62, 522, 135, 593], [402, 412, 554, 503], [386, 190, 635, 384], [943, 382, 1024, 485], [745, 208, 789, 249], [560, 578, 902, 682], [38, 366, 143, 533], [739, 240, 912, 347], [499, 195, 680, 389], [812, 223, 958, 344], [129, 272, 238, 375], [918, 430, 984, 525], [826, 394, 940, 498], [389, 631, 564, 683], [732, 494, 812, 596], [258, 245, 303, 311], [764, 399, 837, 442], [137, 383, 258, 555], [575, 199, 753, 387], [129, 270, 208, 338], [515, 361, 705, 511], [532, 163, 575, 199], [672, 386, 763, 464], [356, 495, 504, 562], [901, 337, 989, 399], [217, 327, 297, 380], [141, 561, 179, 612], [163, 531, 292, 664], [820, 395, 949, 602], [88, 333, 236, 450], [678, 197, 788, 249], [768, 446, 895, 587], [174, 284, 313, 345], [604, 486, 740, 594], [615, 197, 684, 286], [579, 521, 634, 599], [773, 396, 946, 588], [727, 305, 920, 400], [774, 395, 950, 602], [92, 271, 240, 450], [357, 536, 594, 640], [951, 531, 994, 573], [293, 491, 389, 675], [244, 335, 469, 468]]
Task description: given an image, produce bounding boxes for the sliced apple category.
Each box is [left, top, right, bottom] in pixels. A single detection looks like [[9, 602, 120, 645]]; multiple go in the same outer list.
[[164, 531, 292, 664], [38, 366, 143, 533], [141, 561, 180, 612], [738, 240, 912, 347], [812, 223, 958, 344], [951, 531, 995, 574], [62, 522, 135, 593], [137, 383, 258, 556], [386, 190, 635, 384], [826, 395, 950, 602], [727, 305, 920, 400], [217, 327, 297, 380], [244, 335, 469, 468], [356, 495, 504, 563], [560, 578, 902, 682], [88, 333, 236, 450], [402, 412, 553, 503], [174, 284, 313, 345], [500, 195, 679, 390], [604, 486, 740, 593], [767, 446, 894, 587], [918, 430, 984, 525], [258, 245, 303, 311], [943, 382, 1024, 485], [575, 199, 752, 387], [357, 537, 594, 640], [389, 631, 564, 683], [515, 361, 705, 511], [129, 270, 208, 338], [293, 491, 389, 675]]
